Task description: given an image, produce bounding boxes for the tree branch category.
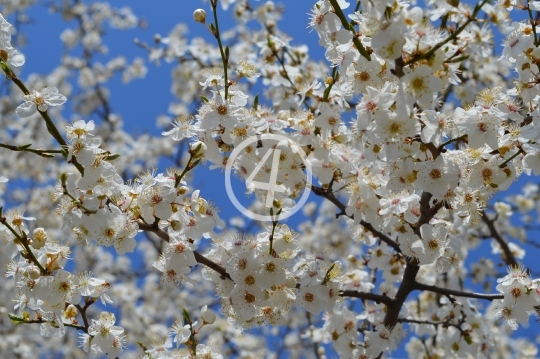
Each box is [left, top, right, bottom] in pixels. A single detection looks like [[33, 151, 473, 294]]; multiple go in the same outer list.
[[328, 0, 371, 61], [381, 192, 442, 330], [311, 185, 401, 253], [340, 290, 392, 305], [481, 214, 519, 268], [414, 282, 504, 301], [137, 221, 233, 281]]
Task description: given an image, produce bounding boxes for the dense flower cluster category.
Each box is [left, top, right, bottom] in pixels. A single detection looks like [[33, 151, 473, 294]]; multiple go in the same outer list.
[[3, 0, 540, 358]]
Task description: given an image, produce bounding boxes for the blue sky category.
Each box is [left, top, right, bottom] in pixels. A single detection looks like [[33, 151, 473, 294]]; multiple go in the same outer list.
[[6, 0, 540, 357]]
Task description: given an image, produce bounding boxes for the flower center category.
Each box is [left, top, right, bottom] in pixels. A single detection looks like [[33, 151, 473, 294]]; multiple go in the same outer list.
[[217, 104, 228, 115], [244, 292, 256, 304], [411, 77, 425, 91], [355, 71, 370, 82], [429, 168, 442, 179], [482, 168, 493, 180], [265, 262, 276, 273], [366, 101, 377, 112], [244, 275, 255, 286]]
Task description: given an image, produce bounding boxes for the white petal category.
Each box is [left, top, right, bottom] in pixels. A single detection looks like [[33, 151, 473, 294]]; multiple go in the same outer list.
[[15, 101, 36, 118], [45, 94, 67, 106], [8, 50, 25, 67]]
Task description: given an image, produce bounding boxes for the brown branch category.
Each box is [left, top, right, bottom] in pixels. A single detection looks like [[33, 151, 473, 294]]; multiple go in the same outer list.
[[311, 185, 401, 253], [0, 142, 62, 157], [340, 290, 392, 305], [10, 315, 86, 332], [137, 221, 233, 281], [414, 282, 504, 301], [415, 192, 443, 233], [383, 260, 420, 328], [75, 304, 90, 330], [481, 214, 519, 268], [382, 192, 442, 330]]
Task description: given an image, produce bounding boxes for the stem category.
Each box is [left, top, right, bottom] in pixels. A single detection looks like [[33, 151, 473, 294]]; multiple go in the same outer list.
[[0, 61, 30, 94], [210, 0, 229, 99], [528, 0, 539, 46], [269, 220, 277, 255], [175, 149, 200, 188], [10, 316, 87, 332], [0, 143, 62, 157], [499, 149, 523, 168], [322, 66, 339, 102], [0, 216, 47, 274], [328, 0, 371, 61], [439, 135, 465, 150], [408, 0, 489, 66], [62, 184, 97, 214], [0, 60, 85, 175]]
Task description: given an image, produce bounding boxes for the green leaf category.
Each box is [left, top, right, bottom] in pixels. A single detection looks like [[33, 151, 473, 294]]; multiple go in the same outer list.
[[253, 94, 259, 110], [106, 153, 121, 161], [9, 313, 25, 324], [182, 307, 192, 324], [191, 158, 202, 169]]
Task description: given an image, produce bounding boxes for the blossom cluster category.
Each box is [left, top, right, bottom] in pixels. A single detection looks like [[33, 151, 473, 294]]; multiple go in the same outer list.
[[3, 0, 540, 358], [0, 12, 24, 67], [203, 225, 342, 328]]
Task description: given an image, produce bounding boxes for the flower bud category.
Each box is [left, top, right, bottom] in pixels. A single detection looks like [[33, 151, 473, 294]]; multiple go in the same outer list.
[[64, 304, 78, 319], [191, 141, 207, 159], [201, 305, 216, 324], [28, 267, 41, 280], [32, 227, 47, 249], [0, 49, 8, 62], [170, 219, 183, 232], [193, 9, 206, 23]]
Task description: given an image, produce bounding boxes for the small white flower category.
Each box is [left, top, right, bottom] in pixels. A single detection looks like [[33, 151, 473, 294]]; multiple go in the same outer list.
[[16, 87, 67, 118], [170, 319, 195, 347], [88, 312, 124, 353], [201, 305, 216, 324]]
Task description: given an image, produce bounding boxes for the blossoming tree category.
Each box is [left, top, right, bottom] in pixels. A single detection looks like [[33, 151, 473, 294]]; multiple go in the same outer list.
[[2, 0, 540, 358]]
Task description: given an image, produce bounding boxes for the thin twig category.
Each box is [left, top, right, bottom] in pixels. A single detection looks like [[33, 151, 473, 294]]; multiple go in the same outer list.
[[328, 0, 371, 60], [137, 221, 233, 281], [310, 185, 401, 252], [414, 282, 504, 301], [481, 214, 519, 268], [340, 290, 392, 305]]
